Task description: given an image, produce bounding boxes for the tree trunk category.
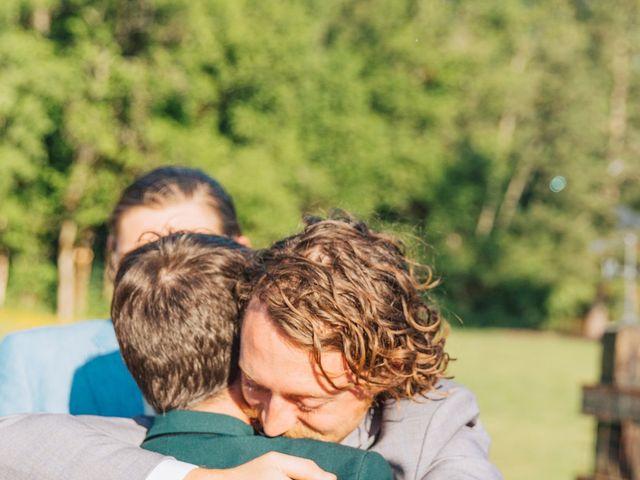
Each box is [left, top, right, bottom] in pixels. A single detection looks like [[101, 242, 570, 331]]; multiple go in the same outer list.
[[475, 110, 518, 237], [31, 8, 50, 34], [607, 37, 629, 168], [495, 157, 535, 230], [0, 253, 9, 309], [57, 145, 96, 321], [604, 35, 630, 204], [74, 238, 94, 319], [475, 49, 528, 237], [57, 220, 78, 322]]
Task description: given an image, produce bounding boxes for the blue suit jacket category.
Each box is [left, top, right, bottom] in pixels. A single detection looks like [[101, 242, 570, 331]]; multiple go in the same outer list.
[[0, 319, 144, 416]]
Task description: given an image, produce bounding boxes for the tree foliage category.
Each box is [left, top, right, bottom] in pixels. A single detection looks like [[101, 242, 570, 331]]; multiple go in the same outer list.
[[0, 0, 638, 329]]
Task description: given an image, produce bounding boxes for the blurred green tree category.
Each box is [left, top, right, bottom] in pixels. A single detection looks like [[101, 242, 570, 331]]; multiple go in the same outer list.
[[0, 0, 636, 330]]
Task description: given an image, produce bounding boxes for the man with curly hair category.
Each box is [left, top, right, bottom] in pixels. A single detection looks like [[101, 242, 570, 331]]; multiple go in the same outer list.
[[0, 216, 501, 480], [236, 216, 500, 479]]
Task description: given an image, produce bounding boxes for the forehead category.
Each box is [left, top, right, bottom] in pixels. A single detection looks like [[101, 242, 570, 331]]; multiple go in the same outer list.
[[116, 200, 223, 255], [239, 300, 350, 397]]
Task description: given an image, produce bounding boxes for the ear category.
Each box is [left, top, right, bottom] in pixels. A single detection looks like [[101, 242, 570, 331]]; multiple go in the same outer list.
[[234, 235, 252, 248], [107, 235, 120, 267], [106, 234, 119, 281]]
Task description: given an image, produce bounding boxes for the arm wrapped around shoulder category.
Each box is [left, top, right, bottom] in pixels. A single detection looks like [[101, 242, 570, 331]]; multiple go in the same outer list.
[[0, 413, 166, 480]]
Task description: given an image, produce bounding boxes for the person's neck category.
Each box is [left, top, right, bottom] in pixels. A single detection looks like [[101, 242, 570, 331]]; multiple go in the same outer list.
[[189, 382, 251, 424]]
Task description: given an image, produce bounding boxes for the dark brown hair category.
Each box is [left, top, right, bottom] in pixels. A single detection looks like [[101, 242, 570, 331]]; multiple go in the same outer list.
[[249, 214, 449, 400], [109, 166, 241, 248], [111, 233, 252, 412]]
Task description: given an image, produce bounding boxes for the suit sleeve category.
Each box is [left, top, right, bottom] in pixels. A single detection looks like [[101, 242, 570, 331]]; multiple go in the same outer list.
[[0, 334, 34, 415], [0, 414, 170, 480], [358, 451, 394, 480], [420, 388, 503, 480]]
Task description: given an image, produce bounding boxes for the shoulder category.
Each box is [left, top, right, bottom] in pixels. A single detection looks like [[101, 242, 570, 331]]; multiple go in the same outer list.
[[0, 414, 160, 480], [1, 319, 114, 350], [381, 379, 480, 426], [377, 379, 483, 455], [372, 380, 501, 479], [0, 413, 147, 443], [0, 319, 119, 415], [0, 319, 117, 365], [76, 414, 149, 443]]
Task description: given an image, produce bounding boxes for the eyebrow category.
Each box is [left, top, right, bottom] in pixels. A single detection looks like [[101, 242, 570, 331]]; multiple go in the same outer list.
[[240, 368, 333, 401], [240, 370, 267, 390]]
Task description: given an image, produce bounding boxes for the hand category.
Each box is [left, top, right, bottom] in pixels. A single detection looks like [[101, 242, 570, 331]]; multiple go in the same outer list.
[[185, 452, 337, 480]]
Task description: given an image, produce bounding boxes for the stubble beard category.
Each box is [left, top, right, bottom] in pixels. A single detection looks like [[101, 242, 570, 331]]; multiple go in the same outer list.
[[243, 401, 371, 443]]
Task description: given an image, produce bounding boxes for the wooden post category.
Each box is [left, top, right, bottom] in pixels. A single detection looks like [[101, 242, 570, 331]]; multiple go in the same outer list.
[[581, 325, 640, 479]]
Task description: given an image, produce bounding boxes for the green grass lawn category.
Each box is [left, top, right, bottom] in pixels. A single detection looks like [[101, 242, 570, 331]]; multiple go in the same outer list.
[[0, 308, 59, 338], [0, 312, 600, 479], [447, 328, 599, 480]]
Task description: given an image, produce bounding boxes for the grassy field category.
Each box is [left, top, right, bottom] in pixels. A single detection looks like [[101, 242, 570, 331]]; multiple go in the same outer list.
[[447, 328, 599, 480], [0, 311, 600, 479], [0, 308, 60, 338]]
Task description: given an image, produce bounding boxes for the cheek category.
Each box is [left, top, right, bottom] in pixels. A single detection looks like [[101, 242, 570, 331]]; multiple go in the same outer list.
[[315, 398, 371, 432], [295, 405, 364, 443], [303, 403, 355, 432], [303, 416, 338, 435]]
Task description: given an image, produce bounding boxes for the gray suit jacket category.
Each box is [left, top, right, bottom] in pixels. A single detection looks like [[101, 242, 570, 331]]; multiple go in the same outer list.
[[0, 381, 501, 480], [344, 380, 502, 480]]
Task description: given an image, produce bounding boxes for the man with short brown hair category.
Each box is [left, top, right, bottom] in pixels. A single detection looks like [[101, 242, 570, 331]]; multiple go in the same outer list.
[[111, 233, 248, 413], [111, 232, 392, 480]]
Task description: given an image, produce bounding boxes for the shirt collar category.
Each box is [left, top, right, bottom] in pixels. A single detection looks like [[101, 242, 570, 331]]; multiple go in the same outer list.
[[146, 410, 255, 441]]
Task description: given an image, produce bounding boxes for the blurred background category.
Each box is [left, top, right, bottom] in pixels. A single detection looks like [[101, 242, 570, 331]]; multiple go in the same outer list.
[[1, 0, 640, 478]]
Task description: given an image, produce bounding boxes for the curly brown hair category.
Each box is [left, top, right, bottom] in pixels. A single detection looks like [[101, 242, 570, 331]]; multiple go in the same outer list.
[[249, 214, 449, 400]]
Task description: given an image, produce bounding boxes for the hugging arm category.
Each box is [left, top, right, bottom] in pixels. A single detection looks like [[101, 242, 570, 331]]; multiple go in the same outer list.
[[0, 414, 334, 480], [0, 414, 164, 480]]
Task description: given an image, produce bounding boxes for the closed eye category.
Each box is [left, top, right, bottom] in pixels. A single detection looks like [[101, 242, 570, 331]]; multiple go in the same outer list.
[[242, 373, 268, 393], [295, 400, 328, 413], [297, 403, 316, 413]]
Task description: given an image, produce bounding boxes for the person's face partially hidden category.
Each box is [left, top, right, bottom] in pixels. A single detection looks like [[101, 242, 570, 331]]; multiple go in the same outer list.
[[115, 200, 223, 260], [239, 299, 374, 442]]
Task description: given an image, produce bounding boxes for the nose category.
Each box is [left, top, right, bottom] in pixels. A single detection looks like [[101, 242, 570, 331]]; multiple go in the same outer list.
[[260, 394, 298, 437]]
